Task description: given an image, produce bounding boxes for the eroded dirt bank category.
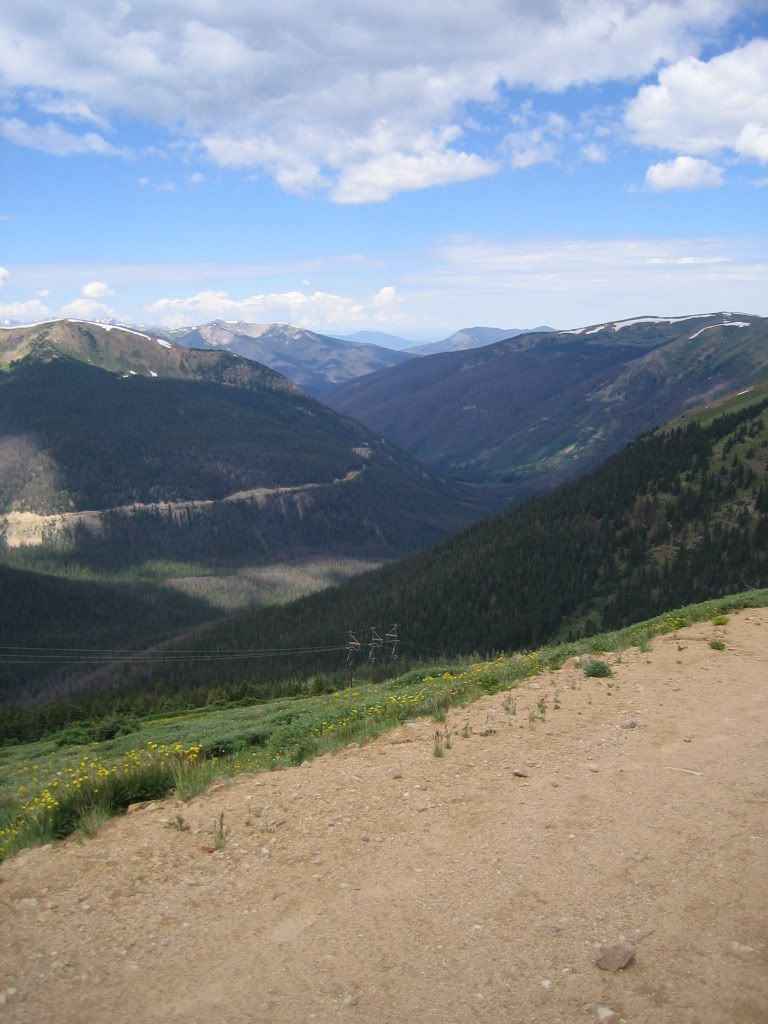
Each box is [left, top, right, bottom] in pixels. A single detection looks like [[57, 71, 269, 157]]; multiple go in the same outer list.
[[1, 612, 766, 1024]]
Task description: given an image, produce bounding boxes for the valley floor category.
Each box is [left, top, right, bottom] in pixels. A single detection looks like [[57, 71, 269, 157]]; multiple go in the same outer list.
[[1, 613, 766, 1023]]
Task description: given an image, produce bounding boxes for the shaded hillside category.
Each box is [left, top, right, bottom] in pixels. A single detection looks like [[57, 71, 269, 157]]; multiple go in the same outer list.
[[0, 321, 484, 570], [19, 378, 768, 721], [170, 320, 411, 392], [325, 313, 768, 493], [0, 563, 215, 705]]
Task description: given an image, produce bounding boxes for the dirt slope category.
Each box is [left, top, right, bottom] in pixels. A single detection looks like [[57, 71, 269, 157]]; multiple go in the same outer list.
[[1, 612, 767, 1024]]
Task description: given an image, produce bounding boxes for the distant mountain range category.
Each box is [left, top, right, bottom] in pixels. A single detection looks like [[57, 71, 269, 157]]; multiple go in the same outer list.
[[335, 330, 416, 350], [406, 325, 553, 356], [325, 313, 768, 495], [164, 320, 411, 393], [0, 319, 485, 574], [3, 316, 559, 391]]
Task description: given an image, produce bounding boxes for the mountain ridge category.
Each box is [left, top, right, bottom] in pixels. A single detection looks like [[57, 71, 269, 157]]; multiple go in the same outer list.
[[0, 319, 486, 569], [406, 324, 553, 355], [325, 312, 768, 494], [168, 319, 412, 392]]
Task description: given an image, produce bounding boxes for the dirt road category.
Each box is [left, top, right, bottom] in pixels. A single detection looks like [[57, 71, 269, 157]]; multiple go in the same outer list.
[[1, 611, 766, 1023]]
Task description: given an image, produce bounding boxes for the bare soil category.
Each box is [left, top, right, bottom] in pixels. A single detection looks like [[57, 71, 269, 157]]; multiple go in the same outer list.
[[1, 611, 766, 1024]]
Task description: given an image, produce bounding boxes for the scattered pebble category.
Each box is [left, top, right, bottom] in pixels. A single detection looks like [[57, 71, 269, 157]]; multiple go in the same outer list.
[[729, 941, 754, 956], [342, 994, 359, 1007], [540, 979, 553, 991], [595, 1006, 621, 1024], [594, 937, 636, 971], [512, 769, 529, 778], [387, 769, 402, 780], [621, 719, 639, 730]]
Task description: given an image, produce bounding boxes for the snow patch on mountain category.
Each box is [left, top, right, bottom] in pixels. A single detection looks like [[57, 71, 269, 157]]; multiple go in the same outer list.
[[689, 321, 750, 340]]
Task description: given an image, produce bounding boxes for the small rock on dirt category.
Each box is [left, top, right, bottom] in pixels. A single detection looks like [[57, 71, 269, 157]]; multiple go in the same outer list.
[[620, 719, 639, 729], [512, 769, 528, 778], [387, 769, 402, 780], [594, 937, 636, 971], [595, 1006, 621, 1024], [729, 941, 754, 956], [342, 994, 359, 1007]]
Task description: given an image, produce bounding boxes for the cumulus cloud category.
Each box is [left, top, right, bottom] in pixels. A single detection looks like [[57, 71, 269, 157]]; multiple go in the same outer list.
[[0, 117, 127, 156], [0, 299, 50, 321], [503, 105, 568, 169], [0, 1, 745, 199], [80, 281, 112, 299], [34, 96, 106, 128], [0, 266, 8, 288], [645, 156, 723, 190], [332, 148, 497, 204], [146, 286, 405, 330], [59, 297, 113, 319], [627, 38, 768, 164], [581, 143, 608, 163]]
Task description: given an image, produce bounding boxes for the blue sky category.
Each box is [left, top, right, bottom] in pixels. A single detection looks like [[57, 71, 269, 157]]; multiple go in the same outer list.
[[1, 1, 766, 339]]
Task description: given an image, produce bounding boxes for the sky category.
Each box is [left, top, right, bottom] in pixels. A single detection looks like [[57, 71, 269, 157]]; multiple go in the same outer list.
[[1, 0, 767, 341]]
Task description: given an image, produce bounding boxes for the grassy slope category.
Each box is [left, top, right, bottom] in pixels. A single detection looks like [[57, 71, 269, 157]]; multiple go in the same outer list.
[[1, 589, 764, 860]]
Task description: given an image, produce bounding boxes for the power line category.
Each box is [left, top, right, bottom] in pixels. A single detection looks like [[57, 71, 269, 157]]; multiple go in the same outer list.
[[0, 645, 347, 665]]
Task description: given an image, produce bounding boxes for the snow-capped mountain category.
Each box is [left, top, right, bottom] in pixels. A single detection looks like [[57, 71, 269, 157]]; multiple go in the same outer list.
[[169, 320, 412, 393]]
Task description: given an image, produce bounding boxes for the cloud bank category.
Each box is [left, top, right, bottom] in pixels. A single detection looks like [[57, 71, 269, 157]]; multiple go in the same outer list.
[[0, 0, 750, 199]]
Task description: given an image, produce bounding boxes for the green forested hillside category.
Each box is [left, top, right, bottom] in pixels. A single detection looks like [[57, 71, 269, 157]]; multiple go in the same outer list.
[[6, 380, 766, 737], [326, 313, 768, 495], [0, 563, 216, 706], [159, 383, 768, 672], [0, 328, 485, 570]]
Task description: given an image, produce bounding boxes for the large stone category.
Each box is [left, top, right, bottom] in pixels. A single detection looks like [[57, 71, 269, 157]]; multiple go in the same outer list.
[[595, 1006, 621, 1024], [594, 937, 636, 971]]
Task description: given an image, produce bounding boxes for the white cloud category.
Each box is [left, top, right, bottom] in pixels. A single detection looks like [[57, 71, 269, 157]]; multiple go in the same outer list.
[[753, 177, 768, 188], [80, 281, 112, 299], [581, 143, 608, 163], [627, 38, 768, 164], [188, 172, 205, 184], [736, 122, 768, 163], [503, 105, 568, 169], [0, 266, 8, 288], [0, 117, 127, 156], [59, 297, 113, 319], [136, 176, 177, 191], [34, 96, 107, 128], [645, 155, 724, 190], [0, 1, 745, 198], [0, 298, 50, 321], [412, 235, 768, 327], [332, 147, 497, 204], [146, 286, 405, 330]]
